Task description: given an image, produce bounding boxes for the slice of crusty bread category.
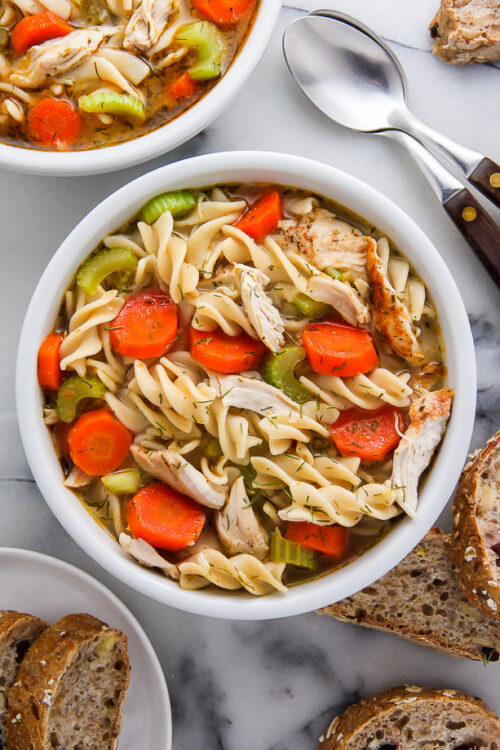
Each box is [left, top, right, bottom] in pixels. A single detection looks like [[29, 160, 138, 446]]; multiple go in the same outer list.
[[318, 528, 500, 661], [452, 429, 500, 619], [318, 685, 500, 750], [7, 613, 130, 750], [0, 611, 47, 749]]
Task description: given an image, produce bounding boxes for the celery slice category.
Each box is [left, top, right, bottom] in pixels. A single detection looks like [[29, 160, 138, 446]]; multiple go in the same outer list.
[[262, 346, 311, 404], [140, 190, 197, 224], [325, 267, 344, 280], [56, 375, 105, 423], [76, 247, 138, 295], [102, 468, 140, 495], [270, 529, 318, 569], [292, 292, 331, 319], [174, 21, 227, 81], [78, 92, 146, 121]]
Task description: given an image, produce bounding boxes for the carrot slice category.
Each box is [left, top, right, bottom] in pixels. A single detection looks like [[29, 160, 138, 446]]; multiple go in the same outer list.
[[11, 11, 73, 55], [330, 405, 405, 461], [234, 190, 283, 242], [67, 408, 132, 476], [53, 420, 72, 459], [110, 289, 178, 360], [165, 71, 197, 105], [190, 325, 266, 373], [37, 332, 63, 390], [127, 482, 206, 551], [285, 522, 347, 559], [302, 320, 378, 377], [28, 98, 81, 148], [192, 0, 255, 25]]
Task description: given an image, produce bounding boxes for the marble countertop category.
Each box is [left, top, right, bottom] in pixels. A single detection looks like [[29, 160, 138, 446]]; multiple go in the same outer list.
[[0, 3, 499, 748]]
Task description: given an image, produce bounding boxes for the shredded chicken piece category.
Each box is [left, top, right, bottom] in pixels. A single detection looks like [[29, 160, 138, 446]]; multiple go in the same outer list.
[[275, 208, 373, 280], [131, 444, 226, 509], [215, 476, 269, 560], [10, 28, 112, 88], [211, 374, 300, 416], [119, 532, 179, 579], [64, 466, 92, 488], [392, 388, 454, 516], [235, 264, 285, 352], [123, 0, 176, 52], [366, 241, 424, 364], [306, 274, 370, 327]]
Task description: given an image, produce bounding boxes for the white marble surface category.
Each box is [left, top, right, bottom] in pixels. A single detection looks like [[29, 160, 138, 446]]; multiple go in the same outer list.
[[0, 4, 499, 749]]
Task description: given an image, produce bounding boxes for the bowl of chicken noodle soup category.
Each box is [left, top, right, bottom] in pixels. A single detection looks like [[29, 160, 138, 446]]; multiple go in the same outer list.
[[17, 152, 476, 618], [0, 0, 280, 174]]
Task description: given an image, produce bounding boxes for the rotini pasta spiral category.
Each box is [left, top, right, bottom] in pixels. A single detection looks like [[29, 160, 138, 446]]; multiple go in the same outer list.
[[299, 368, 413, 411], [178, 550, 287, 595], [59, 289, 124, 376]]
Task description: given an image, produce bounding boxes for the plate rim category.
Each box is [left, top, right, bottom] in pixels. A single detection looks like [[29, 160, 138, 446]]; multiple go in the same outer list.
[[0, 546, 172, 750]]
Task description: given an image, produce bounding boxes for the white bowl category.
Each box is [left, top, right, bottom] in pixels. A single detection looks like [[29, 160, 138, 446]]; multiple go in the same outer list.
[[0, 3, 281, 176], [16, 151, 476, 619]]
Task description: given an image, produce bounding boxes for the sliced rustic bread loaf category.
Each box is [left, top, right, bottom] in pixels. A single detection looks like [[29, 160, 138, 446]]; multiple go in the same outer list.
[[318, 685, 500, 750], [318, 528, 500, 661], [0, 611, 47, 749], [452, 429, 500, 618], [7, 612, 130, 750]]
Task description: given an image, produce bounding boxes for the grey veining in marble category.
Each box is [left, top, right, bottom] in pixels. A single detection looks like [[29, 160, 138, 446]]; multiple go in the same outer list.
[[0, 5, 499, 749]]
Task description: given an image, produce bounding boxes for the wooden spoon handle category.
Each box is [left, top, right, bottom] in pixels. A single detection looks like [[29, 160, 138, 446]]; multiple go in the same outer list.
[[443, 188, 500, 287], [469, 157, 500, 210]]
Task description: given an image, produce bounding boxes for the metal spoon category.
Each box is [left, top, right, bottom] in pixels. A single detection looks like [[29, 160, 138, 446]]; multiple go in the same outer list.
[[283, 10, 500, 286]]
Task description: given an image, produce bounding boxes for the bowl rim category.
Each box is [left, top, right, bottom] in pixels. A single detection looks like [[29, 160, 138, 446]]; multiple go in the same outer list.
[[0, 1, 281, 176], [16, 150, 477, 619]]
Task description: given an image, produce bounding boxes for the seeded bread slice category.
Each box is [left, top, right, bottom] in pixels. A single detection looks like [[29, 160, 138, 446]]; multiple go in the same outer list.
[[0, 611, 47, 749], [318, 528, 500, 662], [318, 685, 500, 750], [452, 429, 500, 619], [7, 612, 130, 750]]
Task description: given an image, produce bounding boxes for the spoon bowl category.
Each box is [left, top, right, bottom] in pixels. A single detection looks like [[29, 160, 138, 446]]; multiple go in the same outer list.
[[283, 12, 407, 133]]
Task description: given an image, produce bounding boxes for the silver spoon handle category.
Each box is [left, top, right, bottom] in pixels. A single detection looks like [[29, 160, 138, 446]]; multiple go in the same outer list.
[[386, 130, 500, 287], [394, 111, 500, 210]]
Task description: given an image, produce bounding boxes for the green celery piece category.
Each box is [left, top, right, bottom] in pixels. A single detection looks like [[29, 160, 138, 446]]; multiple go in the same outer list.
[[202, 438, 222, 462], [140, 190, 197, 225], [77, 247, 138, 295], [78, 92, 146, 120], [56, 375, 105, 423], [270, 529, 318, 570], [102, 468, 140, 495], [262, 346, 311, 404], [174, 21, 227, 81], [325, 267, 344, 280], [292, 292, 331, 319]]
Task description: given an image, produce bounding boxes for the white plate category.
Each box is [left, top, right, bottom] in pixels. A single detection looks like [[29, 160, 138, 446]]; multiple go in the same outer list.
[[0, 547, 172, 750]]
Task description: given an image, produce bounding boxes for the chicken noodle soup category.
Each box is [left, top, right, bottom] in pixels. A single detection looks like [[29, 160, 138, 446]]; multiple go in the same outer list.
[[39, 184, 454, 596], [0, 0, 258, 149]]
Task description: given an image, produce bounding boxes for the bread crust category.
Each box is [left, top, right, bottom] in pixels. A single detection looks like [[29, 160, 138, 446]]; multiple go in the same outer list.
[[430, 0, 500, 64], [318, 528, 500, 661], [452, 430, 500, 619], [6, 612, 130, 750], [0, 610, 47, 644], [318, 685, 500, 750]]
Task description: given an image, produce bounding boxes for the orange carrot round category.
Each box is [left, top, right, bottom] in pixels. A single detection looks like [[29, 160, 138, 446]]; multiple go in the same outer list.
[[302, 320, 378, 377], [28, 98, 81, 148], [67, 408, 132, 476], [11, 11, 73, 55], [234, 190, 283, 242], [330, 405, 405, 461], [110, 289, 178, 360], [127, 482, 206, 551], [285, 522, 348, 559], [165, 71, 197, 105], [37, 332, 63, 390], [192, 0, 255, 25], [190, 325, 267, 373]]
